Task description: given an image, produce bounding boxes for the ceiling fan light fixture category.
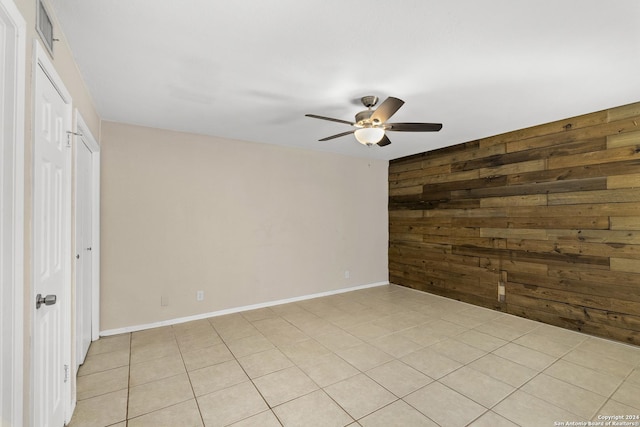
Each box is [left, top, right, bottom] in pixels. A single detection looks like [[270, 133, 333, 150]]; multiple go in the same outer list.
[[354, 127, 385, 146], [306, 95, 442, 147]]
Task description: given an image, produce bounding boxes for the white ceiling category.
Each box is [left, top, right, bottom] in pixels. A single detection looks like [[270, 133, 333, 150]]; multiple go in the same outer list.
[[50, 0, 640, 161]]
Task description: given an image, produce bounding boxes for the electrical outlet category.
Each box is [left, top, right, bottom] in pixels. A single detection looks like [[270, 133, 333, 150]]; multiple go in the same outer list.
[[196, 290, 204, 301], [344, 270, 350, 279], [497, 281, 506, 302], [160, 295, 169, 306]]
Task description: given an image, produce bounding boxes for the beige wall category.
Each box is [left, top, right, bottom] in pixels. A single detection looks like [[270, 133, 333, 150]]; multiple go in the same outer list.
[[100, 122, 389, 331]]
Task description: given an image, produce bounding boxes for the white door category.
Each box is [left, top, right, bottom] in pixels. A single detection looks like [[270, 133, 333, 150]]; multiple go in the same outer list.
[[75, 139, 93, 367], [32, 61, 71, 427], [0, 1, 26, 426]]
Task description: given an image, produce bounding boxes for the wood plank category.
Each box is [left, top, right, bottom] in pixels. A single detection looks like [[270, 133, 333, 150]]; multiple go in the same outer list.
[[422, 175, 508, 193], [456, 177, 607, 199], [506, 295, 640, 345], [506, 117, 640, 153], [389, 197, 482, 211], [452, 138, 605, 172], [451, 217, 509, 228], [394, 281, 503, 311], [389, 209, 424, 219], [390, 225, 480, 238], [610, 217, 640, 231], [480, 228, 548, 240], [419, 169, 481, 185], [389, 232, 423, 243], [452, 245, 609, 269], [607, 102, 640, 121], [607, 130, 640, 149], [390, 167, 428, 181], [607, 173, 640, 189], [391, 140, 480, 167], [548, 145, 640, 170], [389, 240, 453, 253], [507, 282, 640, 314], [390, 191, 452, 205], [610, 257, 640, 274], [508, 302, 640, 346], [505, 216, 609, 230], [389, 160, 423, 174], [389, 248, 477, 267], [548, 188, 640, 205], [547, 267, 640, 287], [478, 110, 608, 148], [480, 194, 547, 208], [390, 164, 451, 186], [445, 143, 507, 167], [389, 262, 485, 287], [389, 217, 453, 227], [505, 202, 640, 218], [389, 200, 465, 211], [508, 238, 640, 260], [389, 165, 454, 189], [507, 158, 640, 186], [421, 140, 480, 158], [547, 228, 640, 245], [424, 235, 498, 249], [479, 159, 546, 178], [500, 259, 549, 275], [507, 270, 640, 303], [389, 185, 423, 196], [425, 207, 508, 218]]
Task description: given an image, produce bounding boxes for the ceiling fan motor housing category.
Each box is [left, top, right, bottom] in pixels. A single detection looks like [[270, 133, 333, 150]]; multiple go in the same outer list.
[[361, 95, 379, 108], [355, 110, 374, 126]]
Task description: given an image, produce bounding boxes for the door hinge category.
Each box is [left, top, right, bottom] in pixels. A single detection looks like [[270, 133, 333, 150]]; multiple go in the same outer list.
[[64, 364, 69, 383], [66, 131, 83, 148]]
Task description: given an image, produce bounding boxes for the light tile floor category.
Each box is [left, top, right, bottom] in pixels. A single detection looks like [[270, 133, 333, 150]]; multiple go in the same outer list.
[[69, 285, 640, 427]]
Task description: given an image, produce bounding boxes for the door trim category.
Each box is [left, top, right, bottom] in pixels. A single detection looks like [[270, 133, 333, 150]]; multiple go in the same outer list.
[[73, 110, 100, 346], [31, 39, 74, 425], [0, 1, 26, 426]]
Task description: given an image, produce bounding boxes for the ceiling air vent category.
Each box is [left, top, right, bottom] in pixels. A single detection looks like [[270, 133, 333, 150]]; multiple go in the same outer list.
[[36, 0, 54, 56]]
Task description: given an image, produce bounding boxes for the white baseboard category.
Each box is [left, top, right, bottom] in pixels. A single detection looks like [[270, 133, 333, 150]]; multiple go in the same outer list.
[[100, 281, 389, 337]]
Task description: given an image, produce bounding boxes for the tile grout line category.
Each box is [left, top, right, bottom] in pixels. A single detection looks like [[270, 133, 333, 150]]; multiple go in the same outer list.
[[591, 359, 640, 419], [399, 317, 562, 426], [209, 319, 285, 426], [292, 293, 500, 424], [252, 298, 479, 425], [238, 304, 362, 424], [173, 325, 207, 427], [484, 334, 603, 424], [247, 307, 354, 425]]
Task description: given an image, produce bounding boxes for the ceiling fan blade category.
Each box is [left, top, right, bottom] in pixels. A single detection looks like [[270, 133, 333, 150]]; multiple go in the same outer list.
[[387, 122, 443, 132], [370, 97, 404, 124], [305, 114, 354, 126], [319, 130, 355, 141], [377, 134, 392, 147]]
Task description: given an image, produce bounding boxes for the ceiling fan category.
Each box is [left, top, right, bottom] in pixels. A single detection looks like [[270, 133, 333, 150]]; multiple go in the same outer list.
[[305, 96, 442, 147]]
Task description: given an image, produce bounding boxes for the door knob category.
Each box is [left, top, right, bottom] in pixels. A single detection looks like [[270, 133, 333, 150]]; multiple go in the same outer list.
[[36, 294, 57, 309]]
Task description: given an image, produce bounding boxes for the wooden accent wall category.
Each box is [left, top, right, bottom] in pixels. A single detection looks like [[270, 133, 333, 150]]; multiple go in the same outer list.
[[389, 102, 640, 345]]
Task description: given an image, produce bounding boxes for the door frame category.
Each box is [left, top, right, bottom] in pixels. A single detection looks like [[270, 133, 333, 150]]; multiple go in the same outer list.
[[73, 110, 100, 364], [0, 1, 26, 426], [31, 39, 74, 425]]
